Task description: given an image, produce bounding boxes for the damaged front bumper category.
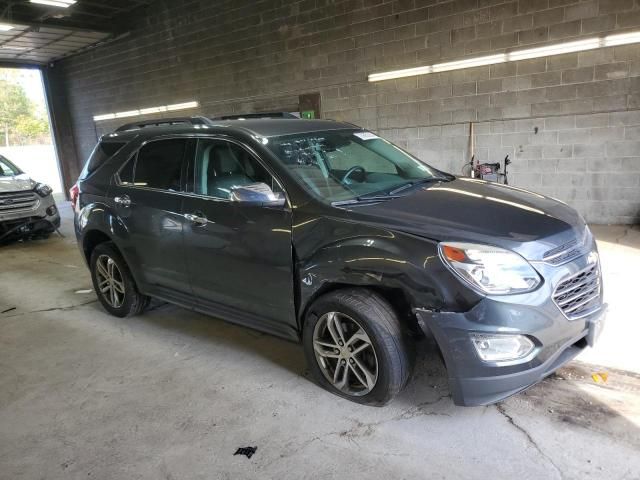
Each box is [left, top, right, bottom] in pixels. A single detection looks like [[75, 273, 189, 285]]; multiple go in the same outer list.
[[0, 194, 60, 241], [414, 251, 607, 407], [416, 303, 606, 406]]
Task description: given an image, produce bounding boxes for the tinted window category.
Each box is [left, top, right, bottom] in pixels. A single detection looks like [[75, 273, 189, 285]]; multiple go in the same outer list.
[[191, 139, 280, 200], [118, 156, 135, 184], [80, 141, 126, 179], [0, 156, 21, 176], [127, 139, 187, 191]]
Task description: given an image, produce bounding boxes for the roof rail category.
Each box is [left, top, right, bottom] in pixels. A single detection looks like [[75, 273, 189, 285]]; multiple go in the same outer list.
[[114, 116, 214, 132], [212, 112, 300, 120]]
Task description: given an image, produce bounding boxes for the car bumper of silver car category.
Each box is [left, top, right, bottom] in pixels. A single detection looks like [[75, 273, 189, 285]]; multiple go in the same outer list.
[[415, 250, 606, 407], [0, 192, 60, 240]]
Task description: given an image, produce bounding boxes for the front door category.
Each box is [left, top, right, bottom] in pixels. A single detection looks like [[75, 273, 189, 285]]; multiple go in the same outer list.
[[110, 137, 193, 295], [181, 138, 296, 336]]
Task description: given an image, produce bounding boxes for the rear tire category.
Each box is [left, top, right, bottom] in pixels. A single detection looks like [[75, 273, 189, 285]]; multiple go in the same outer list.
[[90, 242, 149, 317], [303, 288, 413, 406]]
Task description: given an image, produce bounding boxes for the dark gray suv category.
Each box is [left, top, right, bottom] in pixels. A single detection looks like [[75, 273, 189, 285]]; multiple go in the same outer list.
[[73, 116, 606, 406]]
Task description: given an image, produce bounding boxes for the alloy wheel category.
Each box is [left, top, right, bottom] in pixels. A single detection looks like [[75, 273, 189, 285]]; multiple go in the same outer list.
[[95, 254, 125, 308], [312, 311, 379, 396]]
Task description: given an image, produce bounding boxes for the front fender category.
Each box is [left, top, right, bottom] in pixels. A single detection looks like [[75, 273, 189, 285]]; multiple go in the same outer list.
[[293, 214, 482, 323]]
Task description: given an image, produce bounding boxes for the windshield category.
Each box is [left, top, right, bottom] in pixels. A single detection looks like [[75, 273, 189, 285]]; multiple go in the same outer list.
[[0, 155, 22, 177], [265, 129, 447, 203]]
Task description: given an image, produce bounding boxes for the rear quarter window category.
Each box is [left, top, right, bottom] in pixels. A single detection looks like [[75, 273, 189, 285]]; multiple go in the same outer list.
[[79, 141, 126, 180]]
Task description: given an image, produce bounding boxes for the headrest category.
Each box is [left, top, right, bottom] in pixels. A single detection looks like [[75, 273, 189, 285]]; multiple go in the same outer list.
[[213, 145, 242, 174]]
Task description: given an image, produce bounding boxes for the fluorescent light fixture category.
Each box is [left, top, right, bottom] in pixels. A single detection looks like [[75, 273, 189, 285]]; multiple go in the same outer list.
[[93, 101, 199, 122], [368, 65, 434, 82], [114, 110, 139, 119], [167, 101, 199, 111], [139, 106, 167, 115], [369, 30, 640, 82], [604, 31, 640, 46], [30, 0, 76, 8], [0, 23, 14, 31], [432, 54, 506, 73], [508, 38, 600, 61], [93, 114, 116, 121]]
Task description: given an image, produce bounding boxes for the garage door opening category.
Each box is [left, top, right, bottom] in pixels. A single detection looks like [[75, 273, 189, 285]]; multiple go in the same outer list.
[[0, 67, 62, 197]]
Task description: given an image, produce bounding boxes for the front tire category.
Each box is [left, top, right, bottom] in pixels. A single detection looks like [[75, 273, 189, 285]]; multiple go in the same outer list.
[[90, 242, 149, 317], [303, 288, 413, 406]]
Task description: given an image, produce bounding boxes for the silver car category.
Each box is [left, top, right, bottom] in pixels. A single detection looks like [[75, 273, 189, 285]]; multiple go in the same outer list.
[[0, 154, 60, 242]]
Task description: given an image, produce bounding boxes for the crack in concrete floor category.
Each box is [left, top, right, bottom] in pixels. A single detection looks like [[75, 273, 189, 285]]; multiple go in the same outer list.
[[1, 300, 97, 319], [496, 403, 565, 480], [264, 393, 452, 467]]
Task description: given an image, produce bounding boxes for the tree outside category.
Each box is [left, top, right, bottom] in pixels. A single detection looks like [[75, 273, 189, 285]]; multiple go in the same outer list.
[[0, 69, 50, 146], [0, 68, 60, 193]]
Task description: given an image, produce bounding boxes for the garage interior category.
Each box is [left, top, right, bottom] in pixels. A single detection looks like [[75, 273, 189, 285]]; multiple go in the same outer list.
[[1, 0, 640, 478]]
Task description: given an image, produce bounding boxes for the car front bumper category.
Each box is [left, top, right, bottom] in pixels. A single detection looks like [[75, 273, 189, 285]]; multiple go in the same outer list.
[[0, 194, 60, 240], [415, 250, 606, 407]]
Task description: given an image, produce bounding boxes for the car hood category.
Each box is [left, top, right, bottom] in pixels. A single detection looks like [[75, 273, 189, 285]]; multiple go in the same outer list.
[[0, 174, 34, 193], [349, 178, 588, 261]]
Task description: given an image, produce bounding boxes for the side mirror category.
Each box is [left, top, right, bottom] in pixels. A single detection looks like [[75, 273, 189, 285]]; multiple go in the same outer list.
[[230, 182, 286, 207]]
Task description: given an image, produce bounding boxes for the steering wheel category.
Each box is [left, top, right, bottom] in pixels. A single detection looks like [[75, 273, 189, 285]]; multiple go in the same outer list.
[[342, 165, 366, 184]]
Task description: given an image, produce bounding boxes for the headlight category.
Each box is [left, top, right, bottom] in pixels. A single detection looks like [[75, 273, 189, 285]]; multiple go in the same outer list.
[[439, 242, 541, 295], [35, 183, 53, 198]]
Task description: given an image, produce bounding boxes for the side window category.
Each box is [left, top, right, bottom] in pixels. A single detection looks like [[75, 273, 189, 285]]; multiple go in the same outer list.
[[118, 155, 135, 184], [121, 139, 187, 190], [80, 141, 126, 180], [192, 139, 281, 200]]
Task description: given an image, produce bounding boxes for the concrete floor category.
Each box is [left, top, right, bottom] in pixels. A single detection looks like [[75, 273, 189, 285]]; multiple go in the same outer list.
[[1, 203, 639, 480]]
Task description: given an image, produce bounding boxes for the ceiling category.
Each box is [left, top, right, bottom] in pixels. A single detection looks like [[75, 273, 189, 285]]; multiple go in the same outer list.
[[0, 0, 155, 65]]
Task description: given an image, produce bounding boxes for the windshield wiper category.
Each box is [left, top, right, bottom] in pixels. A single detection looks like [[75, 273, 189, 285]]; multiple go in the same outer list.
[[331, 175, 453, 206], [331, 195, 401, 207], [388, 177, 450, 195]]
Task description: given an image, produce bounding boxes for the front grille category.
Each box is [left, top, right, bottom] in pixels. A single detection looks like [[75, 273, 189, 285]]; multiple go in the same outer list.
[[553, 263, 602, 320], [0, 191, 39, 214], [543, 239, 581, 265]]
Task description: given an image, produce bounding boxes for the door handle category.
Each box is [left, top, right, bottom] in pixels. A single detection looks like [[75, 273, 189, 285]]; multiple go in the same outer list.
[[114, 195, 132, 207], [185, 213, 208, 226]]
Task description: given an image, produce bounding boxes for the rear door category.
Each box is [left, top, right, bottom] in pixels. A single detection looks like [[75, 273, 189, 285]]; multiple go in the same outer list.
[[181, 137, 296, 336], [110, 137, 194, 296]]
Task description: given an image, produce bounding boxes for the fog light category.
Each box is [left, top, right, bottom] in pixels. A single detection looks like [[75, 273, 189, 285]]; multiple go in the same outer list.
[[470, 334, 535, 363], [46, 205, 57, 216]]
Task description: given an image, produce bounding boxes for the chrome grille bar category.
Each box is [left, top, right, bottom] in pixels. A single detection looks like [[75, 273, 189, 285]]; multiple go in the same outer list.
[[0, 191, 39, 213], [552, 261, 602, 320], [554, 269, 598, 296], [543, 239, 578, 262], [563, 291, 601, 314], [556, 281, 600, 307]]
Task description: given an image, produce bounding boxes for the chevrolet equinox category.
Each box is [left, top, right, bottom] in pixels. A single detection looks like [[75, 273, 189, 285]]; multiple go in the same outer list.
[[73, 116, 606, 406]]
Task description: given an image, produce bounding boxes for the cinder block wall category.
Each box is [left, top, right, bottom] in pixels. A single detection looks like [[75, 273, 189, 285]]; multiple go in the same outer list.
[[54, 0, 640, 223]]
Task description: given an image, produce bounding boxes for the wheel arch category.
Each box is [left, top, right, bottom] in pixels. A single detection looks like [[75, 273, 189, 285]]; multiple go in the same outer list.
[[298, 281, 421, 339], [82, 229, 113, 263], [292, 231, 440, 338]]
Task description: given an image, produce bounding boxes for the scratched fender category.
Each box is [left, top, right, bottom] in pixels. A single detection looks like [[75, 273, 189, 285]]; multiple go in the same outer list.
[[290, 208, 483, 325]]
